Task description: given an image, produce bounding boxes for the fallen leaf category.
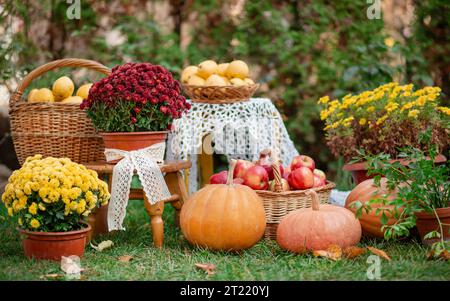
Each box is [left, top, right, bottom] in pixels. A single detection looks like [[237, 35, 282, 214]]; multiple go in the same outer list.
[[118, 255, 133, 262], [343, 246, 366, 259], [195, 263, 216, 275], [312, 244, 342, 261], [427, 249, 450, 261], [368, 246, 391, 261], [90, 240, 114, 252], [61, 255, 83, 274], [40, 273, 63, 279], [440, 250, 450, 260]]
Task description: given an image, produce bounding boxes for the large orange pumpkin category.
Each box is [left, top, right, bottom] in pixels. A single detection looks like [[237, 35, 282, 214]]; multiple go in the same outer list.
[[180, 160, 266, 251], [345, 178, 400, 237], [277, 191, 361, 253]]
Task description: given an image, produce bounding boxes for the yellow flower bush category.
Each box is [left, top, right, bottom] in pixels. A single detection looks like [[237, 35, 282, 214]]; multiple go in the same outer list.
[[318, 82, 450, 161], [1, 155, 110, 232]]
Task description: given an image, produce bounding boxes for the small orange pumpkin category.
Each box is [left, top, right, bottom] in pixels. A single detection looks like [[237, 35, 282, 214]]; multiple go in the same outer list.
[[180, 160, 266, 251], [277, 191, 361, 253], [345, 178, 401, 237]]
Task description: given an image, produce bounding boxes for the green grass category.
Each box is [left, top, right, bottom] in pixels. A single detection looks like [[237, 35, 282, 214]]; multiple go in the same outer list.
[[0, 201, 449, 281]]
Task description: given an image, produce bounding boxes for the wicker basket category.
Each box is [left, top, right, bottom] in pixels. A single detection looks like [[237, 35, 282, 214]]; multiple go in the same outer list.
[[255, 158, 335, 240], [183, 84, 259, 104], [9, 58, 110, 165]]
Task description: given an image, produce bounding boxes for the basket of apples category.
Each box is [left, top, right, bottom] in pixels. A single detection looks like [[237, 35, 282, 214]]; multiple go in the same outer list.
[[209, 149, 335, 239]]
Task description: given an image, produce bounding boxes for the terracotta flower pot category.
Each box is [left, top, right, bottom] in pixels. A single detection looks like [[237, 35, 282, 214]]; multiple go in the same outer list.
[[100, 131, 168, 152], [415, 207, 450, 245], [18, 224, 91, 261], [343, 154, 447, 185]]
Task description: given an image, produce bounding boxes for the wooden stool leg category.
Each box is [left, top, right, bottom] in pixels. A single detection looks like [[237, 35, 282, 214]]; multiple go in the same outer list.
[[165, 171, 189, 227], [144, 197, 165, 248]]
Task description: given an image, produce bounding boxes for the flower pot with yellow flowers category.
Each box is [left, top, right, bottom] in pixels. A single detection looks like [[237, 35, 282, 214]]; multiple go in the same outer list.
[[1, 155, 110, 261], [318, 83, 449, 184]]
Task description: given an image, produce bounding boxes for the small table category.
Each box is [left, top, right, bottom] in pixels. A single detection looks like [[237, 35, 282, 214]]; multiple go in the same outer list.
[[86, 160, 191, 248]]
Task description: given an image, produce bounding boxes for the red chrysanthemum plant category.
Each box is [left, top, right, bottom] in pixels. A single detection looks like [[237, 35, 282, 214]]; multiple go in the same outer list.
[[81, 62, 191, 132]]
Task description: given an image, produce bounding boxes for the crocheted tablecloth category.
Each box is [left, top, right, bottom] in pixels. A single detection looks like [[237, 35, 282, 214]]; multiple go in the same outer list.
[[167, 98, 299, 192]]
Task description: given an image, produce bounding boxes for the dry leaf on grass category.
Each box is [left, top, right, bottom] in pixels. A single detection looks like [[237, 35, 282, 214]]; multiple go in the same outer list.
[[368, 246, 391, 261], [90, 240, 114, 252], [312, 244, 342, 261], [343, 246, 366, 259], [427, 249, 450, 261], [195, 263, 216, 275], [61, 255, 84, 274], [118, 255, 134, 263]]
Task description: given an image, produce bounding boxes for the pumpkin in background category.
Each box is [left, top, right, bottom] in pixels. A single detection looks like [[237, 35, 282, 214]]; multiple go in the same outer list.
[[277, 191, 361, 253], [345, 178, 401, 238], [180, 160, 266, 251]]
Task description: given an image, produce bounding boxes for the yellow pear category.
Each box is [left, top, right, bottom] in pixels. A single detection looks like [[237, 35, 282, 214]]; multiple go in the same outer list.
[[225, 60, 249, 79], [76, 83, 93, 100], [244, 78, 255, 85], [217, 63, 229, 76], [230, 78, 246, 87], [205, 74, 228, 86], [181, 66, 199, 83], [27, 89, 39, 102], [221, 76, 231, 85], [197, 60, 218, 79], [52, 76, 74, 101], [62, 96, 83, 104], [30, 88, 54, 103], [187, 75, 206, 86]]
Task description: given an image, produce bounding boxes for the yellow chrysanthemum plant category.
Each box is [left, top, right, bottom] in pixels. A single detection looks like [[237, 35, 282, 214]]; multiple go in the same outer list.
[[318, 82, 450, 161], [1, 155, 110, 232]]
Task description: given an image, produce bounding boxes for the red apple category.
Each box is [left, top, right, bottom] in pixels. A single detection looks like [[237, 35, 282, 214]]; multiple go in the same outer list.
[[243, 165, 269, 190], [291, 155, 315, 171], [233, 178, 244, 185], [233, 159, 255, 179], [209, 170, 228, 184], [313, 168, 326, 181], [269, 178, 290, 192], [313, 175, 326, 187], [288, 167, 314, 190], [259, 163, 284, 180]]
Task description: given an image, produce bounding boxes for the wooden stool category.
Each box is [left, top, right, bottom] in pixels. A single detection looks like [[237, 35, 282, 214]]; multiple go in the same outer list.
[[85, 160, 191, 248]]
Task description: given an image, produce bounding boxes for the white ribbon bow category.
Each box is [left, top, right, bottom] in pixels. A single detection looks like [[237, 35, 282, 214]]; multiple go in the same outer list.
[[105, 142, 171, 231]]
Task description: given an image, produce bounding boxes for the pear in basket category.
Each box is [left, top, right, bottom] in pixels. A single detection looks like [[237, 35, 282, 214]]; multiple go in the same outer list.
[[28, 88, 54, 102], [52, 76, 75, 101], [62, 96, 83, 104], [76, 83, 93, 100]]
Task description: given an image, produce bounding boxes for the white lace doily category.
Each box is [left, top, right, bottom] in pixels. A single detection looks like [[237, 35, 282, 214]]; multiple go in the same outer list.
[[167, 98, 299, 192], [105, 143, 171, 231]]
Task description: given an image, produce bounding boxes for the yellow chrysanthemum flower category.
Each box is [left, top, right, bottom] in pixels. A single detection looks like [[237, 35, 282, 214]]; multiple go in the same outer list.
[[437, 106, 450, 116], [7, 207, 13, 216], [408, 109, 420, 118], [367, 106, 375, 113], [318, 96, 330, 104], [30, 219, 40, 229], [28, 202, 38, 215], [38, 203, 46, 211], [359, 118, 367, 126]]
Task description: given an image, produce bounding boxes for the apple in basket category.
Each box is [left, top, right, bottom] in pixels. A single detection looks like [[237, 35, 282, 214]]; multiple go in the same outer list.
[[288, 167, 314, 190], [209, 171, 228, 184], [282, 166, 291, 180], [243, 165, 269, 190], [291, 155, 315, 171], [256, 149, 284, 180], [313, 168, 326, 181], [233, 159, 255, 179], [269, 178, 290, 192], [313, 175, 326, 187]]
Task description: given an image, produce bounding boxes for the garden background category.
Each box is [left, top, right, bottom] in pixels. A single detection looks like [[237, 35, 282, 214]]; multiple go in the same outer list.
[[0, 0, 449, 280]]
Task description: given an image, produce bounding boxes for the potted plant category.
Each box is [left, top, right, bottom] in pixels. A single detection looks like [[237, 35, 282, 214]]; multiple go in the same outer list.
[[1, 155, 110, 260], [318, 82, 449, 184], [81, 62, 191, 152], [351, 139, 449, 257]]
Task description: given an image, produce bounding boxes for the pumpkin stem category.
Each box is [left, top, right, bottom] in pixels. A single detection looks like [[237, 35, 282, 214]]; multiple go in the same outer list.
[[227, 159, 237, 185], [307, 190, 320, 211]]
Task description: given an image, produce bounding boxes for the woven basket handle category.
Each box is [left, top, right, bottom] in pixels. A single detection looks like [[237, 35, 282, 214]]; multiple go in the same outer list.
[[258, 148, 284, 192], [10, 58, 111, 106]]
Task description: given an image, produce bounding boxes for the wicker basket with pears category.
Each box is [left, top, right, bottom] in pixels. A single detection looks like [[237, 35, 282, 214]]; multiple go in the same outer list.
[[181, 59, 259, 104]]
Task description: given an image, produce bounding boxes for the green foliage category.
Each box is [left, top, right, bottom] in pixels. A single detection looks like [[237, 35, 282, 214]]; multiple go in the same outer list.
[[355, 133, 450, 254], [87, 100, 172, 132]]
